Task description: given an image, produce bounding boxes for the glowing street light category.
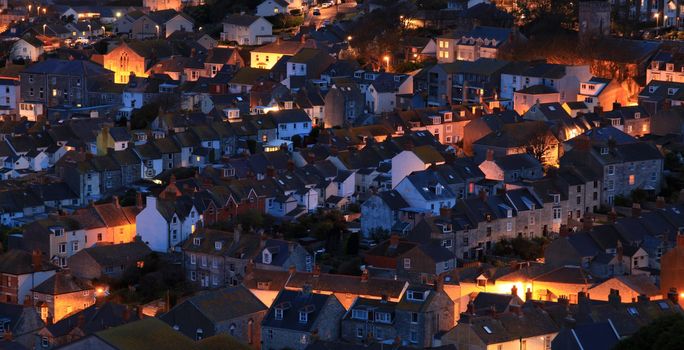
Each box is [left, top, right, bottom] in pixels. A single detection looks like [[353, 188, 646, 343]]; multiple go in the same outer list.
[[347, 35, 352, 41], [383, 55, 390, 71], [655, 13, 660, 27], [101, 26, 106, 36], [28, 5, 32, 15], [42, 8, 46, 15], [155, 24, 160, 38], [42, 24, 46, 36]]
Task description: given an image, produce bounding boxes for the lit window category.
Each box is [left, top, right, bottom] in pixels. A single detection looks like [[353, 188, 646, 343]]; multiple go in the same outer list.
[[628, 175, 635, 185]]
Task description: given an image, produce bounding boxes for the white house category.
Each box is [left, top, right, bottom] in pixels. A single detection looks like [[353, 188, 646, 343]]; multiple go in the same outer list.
[[391, 145, 446, 188], [500, 63, 592, 109], [0, 78, 20, 114], [10, 36, 44, 62], [333, 170, 356, 201], [136, 194, 201, 252], [221, 14, 273, 45], [164, 12, 194, 38], [394, 170, 457, 215], [256, 0, 289, 17], [269, 109, 312, 140]]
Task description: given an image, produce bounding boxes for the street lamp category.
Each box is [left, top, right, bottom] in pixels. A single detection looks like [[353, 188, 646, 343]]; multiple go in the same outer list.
[[28, 5, 32, 15], [87, 24, 91, 37], [655, 13, 660, 27], [665, 15, 669, 27], [42, 24, 46, 36], [155, 24, 160, 39], [37, 6, 41, 15], [347, 35, 352, 41], [383, 55, 390, 71], [101, 26, 106, 36]]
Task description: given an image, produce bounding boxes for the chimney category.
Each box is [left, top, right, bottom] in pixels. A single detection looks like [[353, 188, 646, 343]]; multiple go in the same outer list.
[[434, 274, 444, 292], [2, 330, 11, 341], [32, 250, 42, 272], [113, 195, 120, 208], [509, 304, 521, 316], [137, 306, 144, 320], [77, 313, 86, 328], [478, 189, 488, 201], [608, 208, 617, 223], [266, 166, 275, 178], [439, 206, 451, 219], [246, 261, 255, 275], [608, 288, 621, 306], [234, 226, 241, 243], [525, 288, 533, 302], [656, 196, 666, 209], [637, 294, 649, 303], [667, 288, 679, 305], [558, 295, 569, 306], [360, 269, 369, 282], [46, 315, 53, 326], [593, 105, 603, 113], [313, 264, 321, 277], [486, 149, 494, 162], [136, 192, 143, 209], [582, 212, 593, 231], [288, 265, 296, 274], [23, 295, 32, 307], [466, 300, 475, 315], [612, 102, 621, 110], [389, 234, 399, 248], [632, 203, 642, 218], [300, 34, 306, 44], [123, 306, 131, 321], [259, 232, 267, 248], [677, 232, 684, 247], [511, 285, 518, 297], [287, 160, 295, 172]]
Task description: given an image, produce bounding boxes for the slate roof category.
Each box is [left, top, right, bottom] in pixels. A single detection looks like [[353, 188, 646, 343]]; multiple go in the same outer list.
[[551, 321, 619, 350], [163, 286, 267, 325], [32, 271, 92, 295], [22, 59, 111, 76], [223, 14, 262, 27], [268, 108, 311, 124], [46, 302, 141, 338], [95, 317, 197, 350], [74, 242, 151, 267], [0, 250, 57, 275], [262, 289, 336, 332]]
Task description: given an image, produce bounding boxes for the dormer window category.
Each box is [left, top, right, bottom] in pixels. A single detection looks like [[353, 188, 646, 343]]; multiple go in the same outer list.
[[299, 311, 308, 323], [407, 290, 426, 301], [649, 86, 657, 93], [442, 224, 452, 233], [50, 227, 64, 237], [193, 237, 201, 246], [275, 308, 283, 320], [352, 309, 368, 320], [476, 276, 487, 287], [263, 250, 272, 264], [215, 241, 223, 250], [600, 147, 609, 155], [553, 194, 561, 205], [634, 112, 641, 119], [666, 63, 674, 72]]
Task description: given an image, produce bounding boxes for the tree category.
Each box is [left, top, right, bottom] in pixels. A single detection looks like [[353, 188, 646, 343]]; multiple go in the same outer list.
[[346, 232, 360, 255], [130, 102, 160, 130], [614, 314, 684, 350], [521, 123, 557, 166]]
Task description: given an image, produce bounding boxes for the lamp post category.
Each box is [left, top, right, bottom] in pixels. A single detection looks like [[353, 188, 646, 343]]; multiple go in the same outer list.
[[155, 24, 160, 39], [383, 55, 390, 72], [312, 248, 325, 267], [28, 5, 32, 16], [87, 24, 91, 38], [655, 13, 660, 28], [42, 24, 46, 36], [37, 6, 41, 16], [101, 26, 106, 37]]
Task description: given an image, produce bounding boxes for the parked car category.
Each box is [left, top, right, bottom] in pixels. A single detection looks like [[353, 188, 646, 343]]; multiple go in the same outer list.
[[321, 1, 334, 8], [313, 8, 321, 16]]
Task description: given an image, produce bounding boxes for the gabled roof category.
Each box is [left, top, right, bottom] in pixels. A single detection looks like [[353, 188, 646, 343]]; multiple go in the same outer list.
[[163, 286, 267, 325], [0, 250, 57, 275], [262, 289, 339, 332], [74, 242, 151, 267], [223, 14, 263, 27], [95, 318, 197, 350], [32, 271, 92, 295]]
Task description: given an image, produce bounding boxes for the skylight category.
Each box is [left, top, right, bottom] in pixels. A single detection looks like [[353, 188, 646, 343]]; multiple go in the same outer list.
[[483, 326, 492, 334]]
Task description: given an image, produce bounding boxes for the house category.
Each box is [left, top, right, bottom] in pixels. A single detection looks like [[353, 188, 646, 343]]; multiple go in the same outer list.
[[101, 40, 173, 84], [560, 129, 663, 205], [20, 59, 113, 108], [129, 10, 194, 39], [437, 26, 517, 63], [391, 144, 446, 188], [136, 186, 202, 252], [513, 85, 560, 115], [35, 302, 142, 349], [256, 0, 289, 17], [360, 190, 409, 237], [442, 303, 559, 350], [0, 302, 44, 349], [392, 283, 455, 347], [638, 80, 684, 116], [286, 48, 335, 90], [427, 59, 510, 106], [472, 121, 560, 166], [10, 35, 44, 62], [182, 228, 261, 288], [221, 14, 273, 46], [394, 170, 456, 216], [255, 238, 312, 272], [323, 81, 364, 127], [251, 37, 312, 70], [340, 297, 399, 344], [577, 77, 630, 112], [160, 286, 267, 346], [0, 250, 57, 304], [261, 289, 346, 350], [269, 109, 312, 140], [31, 271, 95, 323], [67, 241, 151, 280], [599, 105, 651, 137], [551, 321, 620, 350], [478, 152, 543, 183], [0, 78, 20, 116]]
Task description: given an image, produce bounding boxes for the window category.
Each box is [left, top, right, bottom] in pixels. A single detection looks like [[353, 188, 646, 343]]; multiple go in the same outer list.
[[506, 222, 512, 231], [375, 312, 391, 323], [607, 180, 615, 191], [483, 326, 492, 334], [201, 256, 207, 267], [72, 241, 79, 251], [607, 165, 615, 175], [352, 309, 368, 320], [553, 208, 561, 220], [97, 233, 102, 241], [215, 241, 223, 250], [629, 175, 635, 185], [190, 254, 196, 265], [59, 243, 66, 253], [299, 312, 308, 323], [356, 326, 363, 338], [275, 308, 283, 320], [403, 258, 411, 269], [410, 330, 418, 343], [407, 290, 425, 301], [41, 337, 48, 348], [196, 329, 203, 340]]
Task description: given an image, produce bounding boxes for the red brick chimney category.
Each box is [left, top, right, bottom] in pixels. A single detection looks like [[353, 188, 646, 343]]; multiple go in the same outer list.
[[434, 274, 444, 292], [389, 234, 400, 248], [113, 195, 120, 208], [31, 250, 42, 272], [361, 269, 369, 282], [656, 196, 666, 209], [486, 149, 494, 162], [313, 264, 321, 277], [632, 203, 642, 218], [136, 192, 143, 210]]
